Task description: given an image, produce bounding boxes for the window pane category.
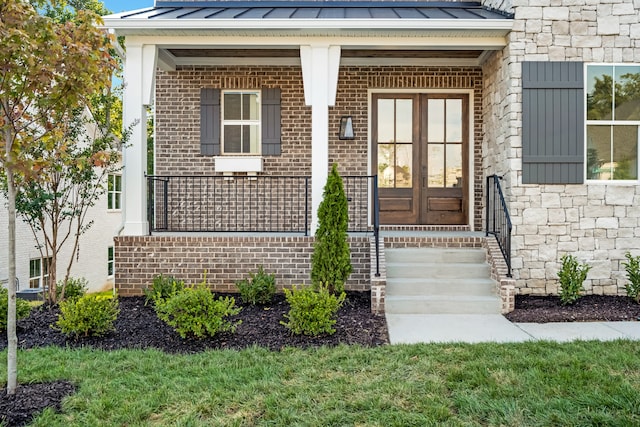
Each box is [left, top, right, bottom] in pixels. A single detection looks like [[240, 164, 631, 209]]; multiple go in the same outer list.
[[224, 126, 242, 153], [446, 144, 463, 187], [587, 65, 613, 120], [377, 144, 395, 188], [428, 144, 445, 187], [428, 99, 445, 142], [115, 192, 121, 210], [612, 125, 638, 180], [108, 174, 114, 191], [242, 125, 250, 153], [108, 195, 113, 210], [614, 66, 640, 121], [395, 144, 412, 188], [249, 125, 260, 154], [115, 175, 122, 191], [242, 93, 260, 120], [396, 100, 413, 143], [29, 259, 40, 278], [446, 99, 463, 143], [586, 125, 612, 180], [224, 93, 241, 120], [377, 99, 394, 143], [108, 247, 114, 276]]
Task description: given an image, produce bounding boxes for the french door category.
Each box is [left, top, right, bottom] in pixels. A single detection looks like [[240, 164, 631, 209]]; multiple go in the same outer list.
[[373, 93, 469, 225]]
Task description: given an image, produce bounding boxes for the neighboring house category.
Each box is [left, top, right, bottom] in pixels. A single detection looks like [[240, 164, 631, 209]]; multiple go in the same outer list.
[[0, 185, 121, 294], [103, 0, 640, 310], [0, 116, 122, 294]]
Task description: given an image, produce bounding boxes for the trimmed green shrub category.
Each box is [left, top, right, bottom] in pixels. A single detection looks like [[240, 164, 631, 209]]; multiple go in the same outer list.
[[236, 266, 276, 305], [0, 287, 31, 331], [56, 277, 88, 301], [281, 285, 346, 336], [311, 163, 352, 295], [557, 254, 591, 305], [155, 283, 241, 339], [622, 252, 640, 303], [145, 274, 185, 306], [56, 294, 119, 338]]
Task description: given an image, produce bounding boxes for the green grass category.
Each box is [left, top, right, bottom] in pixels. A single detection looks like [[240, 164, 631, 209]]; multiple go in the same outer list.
[[2, 341, 640, 426]]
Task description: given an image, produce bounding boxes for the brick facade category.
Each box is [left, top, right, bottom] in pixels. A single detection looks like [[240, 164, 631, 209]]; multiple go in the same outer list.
[[155, 65, 485, 229], [114, 235, 371, 296]]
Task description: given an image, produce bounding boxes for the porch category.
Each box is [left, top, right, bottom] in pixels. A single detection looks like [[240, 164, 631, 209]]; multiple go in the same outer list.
[[114, 173, 513, 314]]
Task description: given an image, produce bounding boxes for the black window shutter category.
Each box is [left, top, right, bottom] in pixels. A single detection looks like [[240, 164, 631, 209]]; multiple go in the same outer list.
[[200, 88, 220, 156], [522, 62, 584, 184], [261, 88, 281, 156]]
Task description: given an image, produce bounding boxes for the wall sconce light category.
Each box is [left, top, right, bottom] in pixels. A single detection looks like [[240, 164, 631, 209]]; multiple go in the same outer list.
[[338, 116, 355, 140]]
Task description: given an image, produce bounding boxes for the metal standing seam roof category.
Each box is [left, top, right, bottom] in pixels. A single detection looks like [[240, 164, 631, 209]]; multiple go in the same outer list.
[[112, 1, 513, 22]]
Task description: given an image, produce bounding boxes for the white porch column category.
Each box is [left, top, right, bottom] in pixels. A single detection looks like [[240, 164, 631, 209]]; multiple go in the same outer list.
[[122, 42, 157, 236], [300, 44, 341, 233]]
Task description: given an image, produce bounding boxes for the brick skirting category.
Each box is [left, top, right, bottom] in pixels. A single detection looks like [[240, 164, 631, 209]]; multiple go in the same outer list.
[[114, 234, 371, 297]]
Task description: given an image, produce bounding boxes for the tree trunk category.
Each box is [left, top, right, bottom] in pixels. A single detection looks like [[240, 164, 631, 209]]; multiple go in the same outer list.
[[5, 126, 18, 395]]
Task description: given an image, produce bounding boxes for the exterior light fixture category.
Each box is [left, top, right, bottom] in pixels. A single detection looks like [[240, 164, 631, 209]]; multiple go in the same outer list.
[[338, 116, 355, 140]]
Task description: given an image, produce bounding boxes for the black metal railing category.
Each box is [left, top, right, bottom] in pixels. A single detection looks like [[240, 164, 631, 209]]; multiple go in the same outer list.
[[147, 174, 380, 236], [147, 175, 310, 233], [486, 174, 512, 277]]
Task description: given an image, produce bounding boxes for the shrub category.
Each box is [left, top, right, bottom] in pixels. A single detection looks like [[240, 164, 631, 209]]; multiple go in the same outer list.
[[281, 285, 346, 336], [155, 283, 241, 339], [145, 274, 185, 306], [56, 294, 119, 338], [311, 164, 352, 295], [622, 252, 640, 304], [0, 287, 31, 331], [56, 277, 88, 301], [236, 266, 276, 305], [557, 254, 591, 305]]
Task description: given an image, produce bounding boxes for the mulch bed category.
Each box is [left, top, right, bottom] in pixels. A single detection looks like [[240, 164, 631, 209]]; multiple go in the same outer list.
[[0, 292, 387, 426], [505, 294, 640, 323]]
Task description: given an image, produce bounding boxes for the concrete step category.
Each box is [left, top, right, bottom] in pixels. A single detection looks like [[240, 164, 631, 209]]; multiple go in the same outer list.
[[386, 277, 496, 297], [386, 262, 489, 279], [385, 295, 502, 315], [385, 247, 487, 264]]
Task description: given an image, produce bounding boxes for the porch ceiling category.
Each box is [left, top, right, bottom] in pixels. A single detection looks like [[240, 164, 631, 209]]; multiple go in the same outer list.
[[159, 47, 489, 67]]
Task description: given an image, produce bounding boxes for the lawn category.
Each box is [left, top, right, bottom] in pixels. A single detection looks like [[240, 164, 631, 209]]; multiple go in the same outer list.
[[2, 341, 640, 426]]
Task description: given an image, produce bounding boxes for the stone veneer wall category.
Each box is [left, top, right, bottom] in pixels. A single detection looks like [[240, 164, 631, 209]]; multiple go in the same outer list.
[[155, 65, 485, 229], [482, 0, 640, 295], [114, 235, 371, 296]]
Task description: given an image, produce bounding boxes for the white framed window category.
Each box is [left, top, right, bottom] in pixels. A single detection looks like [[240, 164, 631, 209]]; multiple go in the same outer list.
[[221, 90, 261, 155], [107, 246, 114, 277], [29, 257, 51, 289], [107, 174, 122, 210], [586, 64, 640, 181]]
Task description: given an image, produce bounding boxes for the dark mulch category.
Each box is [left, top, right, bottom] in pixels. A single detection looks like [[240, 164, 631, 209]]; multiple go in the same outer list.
[[0, 292, 387, 426], [0, 381, 76, 427], [505, 294, 640, 323]]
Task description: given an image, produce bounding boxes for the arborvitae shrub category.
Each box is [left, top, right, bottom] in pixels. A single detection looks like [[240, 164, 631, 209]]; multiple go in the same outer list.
[[311, 163, 352, 295], [281, 285, 346, 336], [56, 294, 119, 338], [236, 265, 276, 305]]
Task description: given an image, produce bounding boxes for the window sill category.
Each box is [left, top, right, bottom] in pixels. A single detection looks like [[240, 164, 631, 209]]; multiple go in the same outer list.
[[215, 156, 263, 174]]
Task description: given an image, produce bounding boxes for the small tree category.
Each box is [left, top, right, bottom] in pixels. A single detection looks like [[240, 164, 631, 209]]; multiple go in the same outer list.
[[1, 0, 117, 395], [311, 164, 352, 295]]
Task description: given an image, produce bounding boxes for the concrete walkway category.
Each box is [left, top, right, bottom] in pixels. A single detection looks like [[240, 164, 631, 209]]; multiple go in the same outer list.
[[386, 314, 640, 344]]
